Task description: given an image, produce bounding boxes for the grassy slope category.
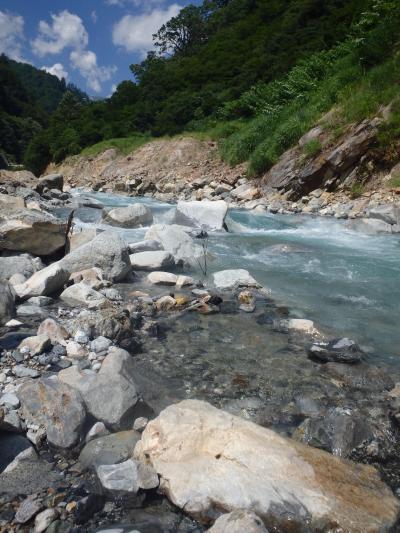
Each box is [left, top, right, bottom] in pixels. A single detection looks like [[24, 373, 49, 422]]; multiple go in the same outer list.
[[80, 134, 152, 157]]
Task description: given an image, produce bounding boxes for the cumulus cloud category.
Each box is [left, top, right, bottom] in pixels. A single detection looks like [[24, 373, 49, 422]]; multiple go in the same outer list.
[[32, 10, 116, 93], [112, 4, 182, 54], [31, 10, 88, 57], [0, 10, 25, 61], [42, 62, 69, 80], [70, 50, 117, 93]]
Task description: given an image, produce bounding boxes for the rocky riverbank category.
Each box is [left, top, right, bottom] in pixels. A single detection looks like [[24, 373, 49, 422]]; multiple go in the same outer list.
[[1, 171, 400, 532], [43, 112, 400, 236]]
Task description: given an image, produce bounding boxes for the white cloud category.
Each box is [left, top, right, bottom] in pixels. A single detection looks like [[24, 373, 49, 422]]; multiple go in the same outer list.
[[70, 50, 117, 93], [105, 0, 165, 7], [112, 4, 182, 54], [91, 11, 98, 24], [42, 62, 69, 80], [0, 10, 25, 61], [31, 10, 88, 57]]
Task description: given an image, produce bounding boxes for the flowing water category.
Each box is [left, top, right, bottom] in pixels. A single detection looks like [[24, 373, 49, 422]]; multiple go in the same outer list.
[[73, 190, 400, 368]]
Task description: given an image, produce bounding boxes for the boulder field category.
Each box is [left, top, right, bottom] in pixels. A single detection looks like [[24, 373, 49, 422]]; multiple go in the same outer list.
[[0, 170, 400, 532]]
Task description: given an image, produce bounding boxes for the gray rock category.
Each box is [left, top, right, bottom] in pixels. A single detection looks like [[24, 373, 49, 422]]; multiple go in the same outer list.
[[15, 497, 42, 524], [96, 459, 158, 496], [60, 282, 107, 308], [145, 224, 202, 266], [0, 280, 15, 325], [34, 508, 59, 533], [19, 377, 86, 449], [348, 217, 394, 234], [0, 253, 43, 280], [103, 204, 153, 228], [16, 304, 47, 318], [1, 392, 20, 409], [86, 421, 110, 443], [27, 296, 53, 307], [147, 271, 178, 285], [208, 510, 268, 532], [14, 262, 70, 299], [130, 250, 175, 271], [308, 338, 363, 364], [0, 409, 22, 432], [90, 336, 113, 354], [13, 365, 40, 378], [0, 206, 67, 256], [173, 200, 228, 231], [61, 231, 131, 282], [128, 239, 163, 253], [74, 330, 90, 344], [367, 204, 400, 225], [213, 269, 260, 291], [59, 348, 140, 430], [79, 430, 141, 469], [37, 173, 63, 194], [0, 433, 59, 494]]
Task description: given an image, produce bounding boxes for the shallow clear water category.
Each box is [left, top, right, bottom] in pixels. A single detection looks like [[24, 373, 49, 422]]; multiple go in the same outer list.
[[73, 190, 400, 366]]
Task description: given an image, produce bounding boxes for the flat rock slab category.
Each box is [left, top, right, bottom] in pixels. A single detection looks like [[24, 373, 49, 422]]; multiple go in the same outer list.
[[212, 269, 260, 291], [135, 399, 400, 532], [130, 251, 174, 271]]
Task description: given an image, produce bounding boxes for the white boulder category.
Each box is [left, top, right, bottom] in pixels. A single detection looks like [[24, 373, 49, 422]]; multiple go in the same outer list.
[[173, 200, 228, 231], [130, 251, 174, 271], [212, 269, 260, 291]]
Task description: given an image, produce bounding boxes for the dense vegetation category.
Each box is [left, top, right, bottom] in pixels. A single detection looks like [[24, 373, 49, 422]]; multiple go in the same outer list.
[[1, 0, 399, 177], [0, 54, 84, 168]]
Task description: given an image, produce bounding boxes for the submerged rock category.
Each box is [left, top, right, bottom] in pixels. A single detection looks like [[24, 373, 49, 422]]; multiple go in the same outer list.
[[135, 399, 399, 531], [308, 338, 363, 364], [173, 200, 228, 231], [79, 430, 141, 470]]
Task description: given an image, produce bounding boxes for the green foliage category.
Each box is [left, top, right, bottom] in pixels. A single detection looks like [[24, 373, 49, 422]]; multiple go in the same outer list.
[[303, 139, 322, 158], [80, 135, 151, 157], [349, 183, 365, 198]]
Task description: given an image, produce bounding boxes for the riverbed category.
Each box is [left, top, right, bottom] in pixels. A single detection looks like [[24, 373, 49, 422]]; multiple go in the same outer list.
[[73, 190, 400, 367]]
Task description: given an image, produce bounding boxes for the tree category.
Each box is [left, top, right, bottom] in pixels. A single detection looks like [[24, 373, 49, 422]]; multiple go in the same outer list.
[[153, 5, 207, 55]]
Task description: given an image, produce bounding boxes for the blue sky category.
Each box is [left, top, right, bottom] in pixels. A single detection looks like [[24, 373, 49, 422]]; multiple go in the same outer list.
[[0, 0, 199, 96]]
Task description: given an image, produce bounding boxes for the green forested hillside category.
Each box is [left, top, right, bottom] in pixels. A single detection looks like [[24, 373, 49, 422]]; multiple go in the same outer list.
[[6, 0, 400, 177], [0, 54, 84, 166]]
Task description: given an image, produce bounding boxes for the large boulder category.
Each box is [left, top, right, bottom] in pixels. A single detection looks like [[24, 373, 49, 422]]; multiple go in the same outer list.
[[61, 231, 131, 282], [135, 400, 399, 531], [130, 251, 174, 271], [366, 204, 400, 226], [173, 200, 228, 231], [36, 173, 63, 194], [14, 262, 70, 299], [0, 206, 67, 256], [0, 253, 43, 281], [207, 511, 268, 533], [212, 269, 260, 291], [103, 204, 153, 228], [58, 348, 140, 430], [18, 378, 86, 449], [145, 224, 202, 266], [0, 281, 15, 325]]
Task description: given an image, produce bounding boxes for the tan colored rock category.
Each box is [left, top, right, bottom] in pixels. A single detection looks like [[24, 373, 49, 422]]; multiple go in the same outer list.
[[37, 318, 69, 345], [135, 400, 399, 532], [155, 295, 176, 311], [0, 193, 25, 209], [19, 335, 51, 356], [69, 229, 98, 251]]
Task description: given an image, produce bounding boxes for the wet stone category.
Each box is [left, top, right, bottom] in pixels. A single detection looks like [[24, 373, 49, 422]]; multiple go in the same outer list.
[[309, 338, 363, 364]]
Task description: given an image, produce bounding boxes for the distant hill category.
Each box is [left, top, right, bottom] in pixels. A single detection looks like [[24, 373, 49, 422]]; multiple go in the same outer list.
[[0, 54, 87, 166], [8, 58, 68, 114]]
